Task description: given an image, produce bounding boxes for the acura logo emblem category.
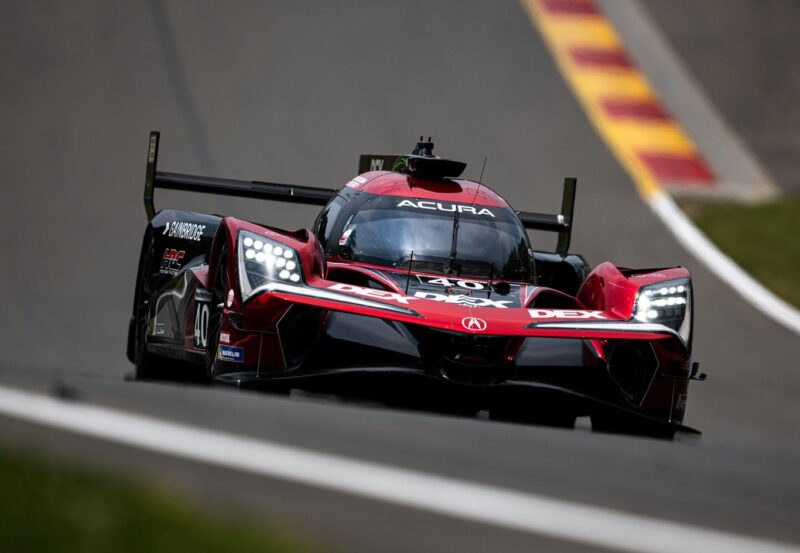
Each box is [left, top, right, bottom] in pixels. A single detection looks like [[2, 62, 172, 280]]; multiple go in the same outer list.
[[461, 317, 487, 332]]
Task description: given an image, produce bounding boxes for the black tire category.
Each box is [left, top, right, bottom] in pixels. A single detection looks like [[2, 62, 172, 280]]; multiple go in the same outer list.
[[134, 335, 169, 380], [490, 405, 576, 429], [205, 243, 228, 380], [131, 228, 197, 382], [589, 413, 628, 434], [590, 412, 676, 439], [133, 295, 171, 380], [132, 231, 165, 380]]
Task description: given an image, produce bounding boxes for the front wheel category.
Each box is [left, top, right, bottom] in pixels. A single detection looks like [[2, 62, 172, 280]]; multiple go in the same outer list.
[[490, 405, 576, 429]]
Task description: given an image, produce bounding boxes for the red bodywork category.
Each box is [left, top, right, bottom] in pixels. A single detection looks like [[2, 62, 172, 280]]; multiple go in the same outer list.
[[136, 133, 698, 436], [184, 169, 693, 428]]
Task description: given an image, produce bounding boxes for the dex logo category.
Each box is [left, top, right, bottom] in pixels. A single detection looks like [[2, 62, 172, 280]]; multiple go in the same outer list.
[[462, 317, 487, 332], [414, 291, 511, 308], [528, 309, 607, 320], [328, 283, 418, 305]]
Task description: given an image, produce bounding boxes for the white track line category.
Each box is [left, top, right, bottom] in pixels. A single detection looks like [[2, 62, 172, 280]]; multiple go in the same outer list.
[[648, 191, 800, 335], [1, 384, 798, 553]]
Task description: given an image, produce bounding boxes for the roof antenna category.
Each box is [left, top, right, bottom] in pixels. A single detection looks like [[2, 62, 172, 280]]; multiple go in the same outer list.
[[405, 251, 414, 294], [478, 156, 487, 184], [470, 156, 488, 205]]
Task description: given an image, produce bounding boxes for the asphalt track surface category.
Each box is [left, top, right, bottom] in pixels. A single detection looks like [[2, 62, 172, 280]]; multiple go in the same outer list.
[[0, 2, 799, 551]]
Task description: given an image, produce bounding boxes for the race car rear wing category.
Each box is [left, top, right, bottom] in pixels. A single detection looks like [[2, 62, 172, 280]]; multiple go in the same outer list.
[[143, 131, 337, 220], [144, 131, 576, 255], [515, 177, 576, 256]]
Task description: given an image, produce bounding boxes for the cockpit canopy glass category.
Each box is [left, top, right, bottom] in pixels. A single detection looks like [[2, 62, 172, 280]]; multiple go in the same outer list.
[[332, 195, 533, 280]]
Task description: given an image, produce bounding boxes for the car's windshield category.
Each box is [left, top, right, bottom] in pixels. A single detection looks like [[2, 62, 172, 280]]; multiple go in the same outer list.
[[339, 197, 533, 280]]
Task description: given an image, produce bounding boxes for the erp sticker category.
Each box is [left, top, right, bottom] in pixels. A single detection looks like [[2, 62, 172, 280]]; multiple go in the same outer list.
[[217, 345, 243, 363]]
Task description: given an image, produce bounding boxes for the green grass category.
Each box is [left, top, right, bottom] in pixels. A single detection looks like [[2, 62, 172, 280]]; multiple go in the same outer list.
[[681, 196, 800, 308], [0, 447, 321, 553]]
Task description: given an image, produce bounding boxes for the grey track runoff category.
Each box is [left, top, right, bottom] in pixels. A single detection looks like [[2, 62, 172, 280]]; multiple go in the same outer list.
[[599, 0, 779, 201], [0, 1, 798, 552], [638, 0, 800, 194]]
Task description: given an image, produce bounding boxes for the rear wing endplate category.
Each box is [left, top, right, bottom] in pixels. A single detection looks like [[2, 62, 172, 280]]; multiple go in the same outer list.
[[143, 131, 337, 221], [516, 177, 576, 256]]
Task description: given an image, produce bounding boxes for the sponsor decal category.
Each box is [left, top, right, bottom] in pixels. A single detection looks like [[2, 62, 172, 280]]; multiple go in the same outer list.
[[462, 317, 487, 332], [675, 394, 688, 411], [148, 134, 157, 163], [217, 345, 243, 363], [528, 309, 607, 320], [160, 248, 185, 275], [346, 175, 369, 188], [328, 283, 418, 305], [417, 276, 485, 290], [163, 221, 206, 241], [339, 227, 354, 246], [219, 332, 231, 344], [154, 322, 165, 336], [193, 302, 209, 348], [369, 159, 384, 171], [195, 289, 212, 302], [226, 289, 235, 308], [260, 282, 418, 315], [414, 291, 511, 308], [397, 199, 495, 217]]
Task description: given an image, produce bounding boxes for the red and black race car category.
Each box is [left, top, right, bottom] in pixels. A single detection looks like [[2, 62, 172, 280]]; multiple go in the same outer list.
[[128, 132, 704, 437]]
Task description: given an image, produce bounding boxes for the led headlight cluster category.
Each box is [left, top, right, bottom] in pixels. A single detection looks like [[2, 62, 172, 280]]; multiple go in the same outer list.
[[238, 230, 302, 301], [633, 278, 692, 346]]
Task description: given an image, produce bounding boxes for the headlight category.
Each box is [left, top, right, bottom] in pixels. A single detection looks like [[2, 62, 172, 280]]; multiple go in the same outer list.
[[238, 230, 303, 302], [632, 278, 692, 347]]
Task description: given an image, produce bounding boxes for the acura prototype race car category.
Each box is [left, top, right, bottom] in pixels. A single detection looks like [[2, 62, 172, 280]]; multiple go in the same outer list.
[[128, 132, 704, 437]]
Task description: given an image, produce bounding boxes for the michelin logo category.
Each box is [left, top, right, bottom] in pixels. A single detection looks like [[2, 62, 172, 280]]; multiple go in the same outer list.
[[217, 345, 244, 363], [195, 289, 212, 302]]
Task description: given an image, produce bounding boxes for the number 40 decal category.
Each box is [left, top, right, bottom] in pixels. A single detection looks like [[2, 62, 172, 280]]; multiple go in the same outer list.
[[194, 303, 209, 349], [420, 276, 485, 290]]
